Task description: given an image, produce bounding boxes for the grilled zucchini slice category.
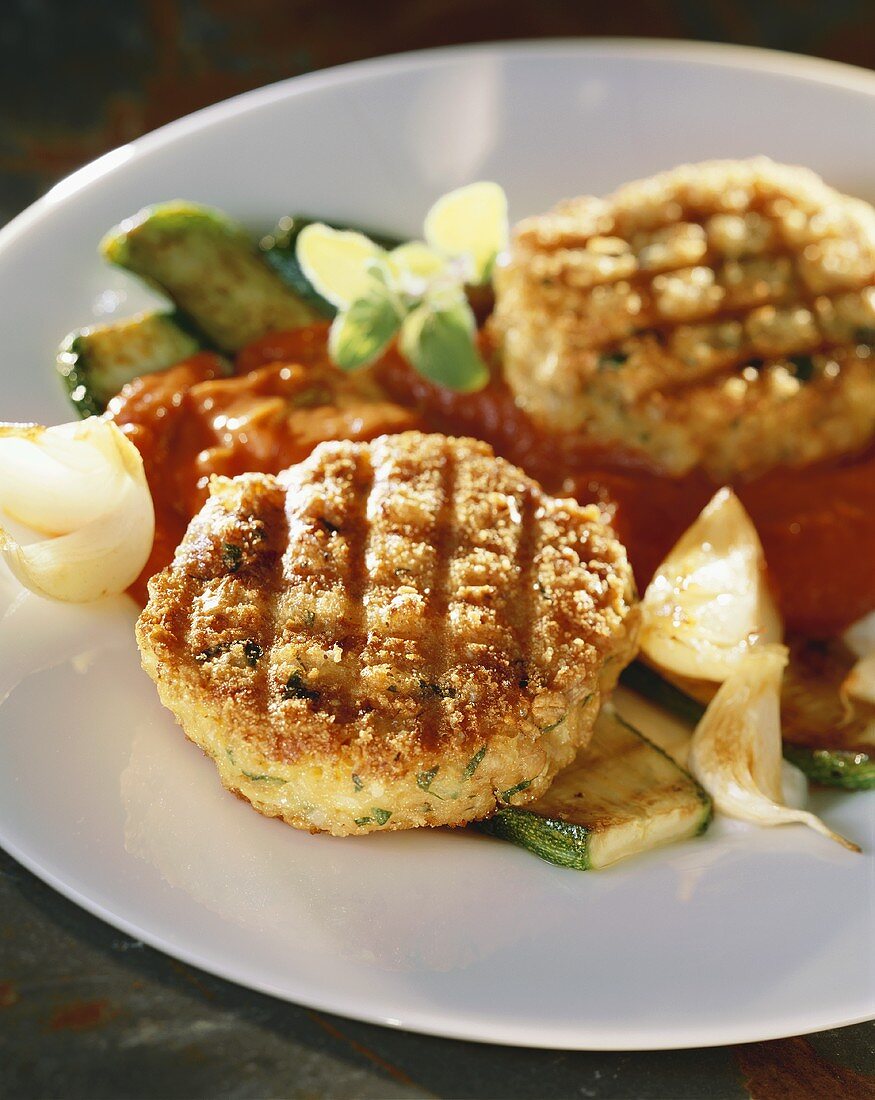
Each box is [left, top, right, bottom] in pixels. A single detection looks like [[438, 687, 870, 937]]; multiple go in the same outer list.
[[101, 202, 318, 352], [621, 650, 875, 791], [782, 745, 875, 789], [477, 707, 712, 869], [57, 310, 204, 417], [261, 215, 403, 319]]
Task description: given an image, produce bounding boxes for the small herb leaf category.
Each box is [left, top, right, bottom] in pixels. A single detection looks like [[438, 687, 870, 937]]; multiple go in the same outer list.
[[399, 298, 489, 393], [423, 181, 508, 284], [296, 224, 384, 309], [283, 671, 321, 702], [196, 638, 261, 666], [462, 745, 487, 780], [416, 766, 440, 792], [501, 778, 533, 803], [196, 642, 229, 663], [388, 241, 445, 287], [221, 543, 243, 572], [788, 354, 815, 382], [418, 678, 457, 700], [541, 713, 569, 734], [242, 770, 286, 784], [329, 274, 402, 371]]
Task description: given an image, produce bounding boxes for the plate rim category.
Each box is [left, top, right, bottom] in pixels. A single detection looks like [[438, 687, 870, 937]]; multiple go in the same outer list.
[[1, 37, 874, 259], [1, 38, 874, 1051], [4, 824, 874, 1050]]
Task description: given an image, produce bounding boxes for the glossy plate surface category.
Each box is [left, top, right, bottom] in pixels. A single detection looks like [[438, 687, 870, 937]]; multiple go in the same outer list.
[[0, 41, 873, 1049]]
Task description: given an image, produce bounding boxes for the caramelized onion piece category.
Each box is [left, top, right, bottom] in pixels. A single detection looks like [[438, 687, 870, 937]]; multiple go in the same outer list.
[[689, 646, 859, 851]]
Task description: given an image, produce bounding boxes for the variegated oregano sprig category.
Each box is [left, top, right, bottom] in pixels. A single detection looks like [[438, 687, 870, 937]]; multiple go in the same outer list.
[[296, 182, 508, 392]]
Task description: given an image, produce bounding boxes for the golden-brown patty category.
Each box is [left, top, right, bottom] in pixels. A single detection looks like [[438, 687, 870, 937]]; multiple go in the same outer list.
[[137, 431, 639, 835], [492, 158, 875, 480]]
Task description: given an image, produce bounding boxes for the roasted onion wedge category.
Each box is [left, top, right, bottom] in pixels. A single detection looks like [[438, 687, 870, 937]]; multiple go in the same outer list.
[[0, 418, 154, 602]]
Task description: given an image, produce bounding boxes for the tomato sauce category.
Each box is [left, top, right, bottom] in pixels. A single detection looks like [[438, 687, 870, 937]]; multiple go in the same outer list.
[[109, 342, 418, 603], [111, 326, 875, 635]]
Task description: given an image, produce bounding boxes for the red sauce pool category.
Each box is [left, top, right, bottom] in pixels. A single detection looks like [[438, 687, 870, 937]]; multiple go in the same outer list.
[[111, 326, 875, 635]]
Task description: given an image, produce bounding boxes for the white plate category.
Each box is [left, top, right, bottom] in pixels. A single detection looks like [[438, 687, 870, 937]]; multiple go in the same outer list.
[[0, 40, 873, 1050]]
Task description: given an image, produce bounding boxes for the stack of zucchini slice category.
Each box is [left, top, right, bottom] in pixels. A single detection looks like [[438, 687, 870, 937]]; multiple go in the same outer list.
[[56, 203, 343, 416]]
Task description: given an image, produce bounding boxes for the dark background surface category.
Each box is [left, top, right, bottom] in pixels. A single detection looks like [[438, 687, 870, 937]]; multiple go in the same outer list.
[[2, 0, 875, 227], [1, 2, 874, 1097]]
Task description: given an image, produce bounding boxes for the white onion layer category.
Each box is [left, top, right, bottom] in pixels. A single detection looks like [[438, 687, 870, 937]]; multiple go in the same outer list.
[[842, 611, 875, 706], [688, 646, 859, 852], [0, 418, 154, 602], [843, 651, 875, 707]]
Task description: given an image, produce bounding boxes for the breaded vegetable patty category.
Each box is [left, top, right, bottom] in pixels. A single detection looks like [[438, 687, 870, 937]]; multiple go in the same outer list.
[[492, 159, 875, 480], [137, 431, 639, 835]]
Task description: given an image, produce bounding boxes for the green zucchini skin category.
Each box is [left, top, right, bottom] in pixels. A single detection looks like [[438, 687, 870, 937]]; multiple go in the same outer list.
[[619, 661, 707, 726], [783, 746, 875, 791], [57, 309, 205, 417], [478, 809, 592, 870], [101, 202, 318, 352], [620, 659, 875, 791], [477, 707, 712, 870], [260, 215, 404, 319]]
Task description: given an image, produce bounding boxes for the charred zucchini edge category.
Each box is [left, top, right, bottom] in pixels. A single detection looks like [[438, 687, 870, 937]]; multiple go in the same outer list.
[[476, 708, 712, 870], [57, 309, 205, 417], [100, 201, 318, 352]]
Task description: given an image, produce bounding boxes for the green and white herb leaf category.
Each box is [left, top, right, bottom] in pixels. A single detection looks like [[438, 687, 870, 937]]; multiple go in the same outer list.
[[399, 297, 489, 392], [328, 271, 403, 371]]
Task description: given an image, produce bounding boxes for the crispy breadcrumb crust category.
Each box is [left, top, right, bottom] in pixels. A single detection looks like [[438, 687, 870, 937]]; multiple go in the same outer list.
[[137, 431, 639, 835], [492, 158, 875, 480]]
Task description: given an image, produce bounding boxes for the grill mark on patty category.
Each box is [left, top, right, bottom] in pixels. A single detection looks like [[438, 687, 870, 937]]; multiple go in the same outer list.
[[520, 187, 870, 255], [242, 493, 288, 715], [281, 447, 376, 729], [182, 480, 288, 714], [508, 485, 539, 694], [416, 436, 458, 749], [339, 447, 376, 725], [642, 345, 865, 402], [522, 261, 873, 353]]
